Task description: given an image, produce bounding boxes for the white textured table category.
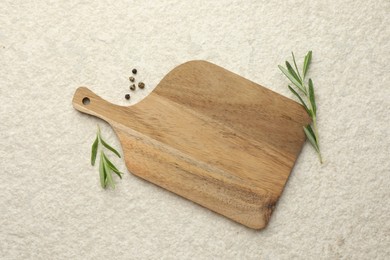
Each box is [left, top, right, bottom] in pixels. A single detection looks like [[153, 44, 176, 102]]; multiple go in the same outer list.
[[1, 1, 389, 259]]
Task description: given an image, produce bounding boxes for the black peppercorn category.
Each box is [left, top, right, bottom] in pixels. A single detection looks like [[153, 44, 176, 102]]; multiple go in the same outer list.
[[138, 82, 145, 89], [125, 94, 130, 100], [130, 84, 136, 91], [132, 68, 137, 74], [129, 76, 135, 82]]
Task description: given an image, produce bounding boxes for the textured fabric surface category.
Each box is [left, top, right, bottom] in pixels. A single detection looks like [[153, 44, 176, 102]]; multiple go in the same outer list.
[[1, 1, 389, 259]]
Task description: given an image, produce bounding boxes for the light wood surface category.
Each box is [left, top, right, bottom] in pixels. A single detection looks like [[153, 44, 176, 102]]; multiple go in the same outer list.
[[72, 60, 310, 229]]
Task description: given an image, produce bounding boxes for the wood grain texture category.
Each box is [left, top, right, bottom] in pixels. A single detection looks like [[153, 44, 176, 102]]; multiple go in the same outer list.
[[72, 60, 311, 229]]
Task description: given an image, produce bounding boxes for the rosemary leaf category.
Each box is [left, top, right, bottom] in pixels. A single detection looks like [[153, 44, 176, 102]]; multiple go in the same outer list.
[[91, 135, 99, 166], [99, 152, 106, 188], [303, 126, 319, 153], [291, 52, 302, 81], [278, 65, 306, 94], [112, 170, 123, 179], [99, 136, 121, 158], [288, 85, 310, 114], [286, 61, 302, 85], [308, 79, 316, 115], [303, 51, 312, 78]]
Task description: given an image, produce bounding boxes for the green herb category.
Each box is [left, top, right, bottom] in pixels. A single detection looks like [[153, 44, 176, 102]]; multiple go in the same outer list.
[[279, 51, 323, 163], [91, 126, 124, 188]]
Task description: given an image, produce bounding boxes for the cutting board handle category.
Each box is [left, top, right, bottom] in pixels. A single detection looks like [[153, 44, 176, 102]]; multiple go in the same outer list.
[[72, 86, 122, 124]]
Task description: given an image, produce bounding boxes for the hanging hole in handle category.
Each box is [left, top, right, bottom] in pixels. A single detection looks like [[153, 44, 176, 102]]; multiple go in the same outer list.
[[82, 97, 90, 105]]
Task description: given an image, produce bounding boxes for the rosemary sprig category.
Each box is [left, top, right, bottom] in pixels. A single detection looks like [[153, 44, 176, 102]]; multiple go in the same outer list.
[[279, 51, 323, 163], [91, 126, 124, 188]]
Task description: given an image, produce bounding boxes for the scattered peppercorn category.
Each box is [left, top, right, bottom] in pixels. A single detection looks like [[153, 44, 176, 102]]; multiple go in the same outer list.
[[125, 94, 130, 100], [130, 84, 136, 91], [138, 82, 145, 89], [132, 68, 137, 74], [129, 76, 135, 82]]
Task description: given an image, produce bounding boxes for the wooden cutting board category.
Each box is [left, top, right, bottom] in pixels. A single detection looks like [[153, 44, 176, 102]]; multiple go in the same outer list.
[[72, 60, 310, 229]]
